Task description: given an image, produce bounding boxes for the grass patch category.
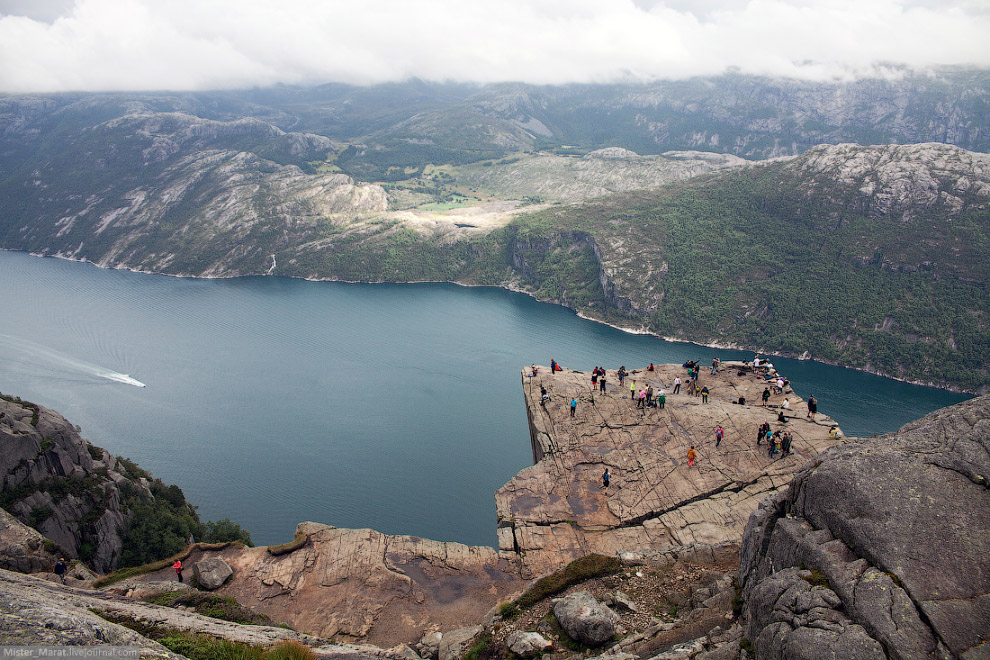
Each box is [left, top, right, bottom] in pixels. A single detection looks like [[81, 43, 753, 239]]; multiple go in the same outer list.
[[267, 530, 308, 556], [142, 591, 281, 627], [93, 541, 242, 588], [462, 631, 492, 660], [503, 553, 623, 618], [93, 611, 311, 660]]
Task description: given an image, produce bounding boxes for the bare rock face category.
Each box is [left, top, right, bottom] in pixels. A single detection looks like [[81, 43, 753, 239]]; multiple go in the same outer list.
[[173, 523, 525, 648], [437, 626, 482, 660], [552, 591, 619, 647], [193, 557, 233, 590], [0, 396, 143, 572], [498, 365, 843, 576], [0, 507, 57, 574], [739, 394, 990, 660], [0, 567, 406, 660]]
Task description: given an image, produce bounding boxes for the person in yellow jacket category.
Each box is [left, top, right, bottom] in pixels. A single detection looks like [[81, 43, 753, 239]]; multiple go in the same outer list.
[[687, 446, 697, 468]]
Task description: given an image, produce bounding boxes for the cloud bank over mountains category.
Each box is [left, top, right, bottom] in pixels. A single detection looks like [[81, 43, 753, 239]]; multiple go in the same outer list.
[[1, 0, 988, 93]]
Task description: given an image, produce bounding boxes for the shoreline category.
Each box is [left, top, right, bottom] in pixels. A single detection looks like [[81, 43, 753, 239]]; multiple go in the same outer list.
[[10, 247, 975, 395]]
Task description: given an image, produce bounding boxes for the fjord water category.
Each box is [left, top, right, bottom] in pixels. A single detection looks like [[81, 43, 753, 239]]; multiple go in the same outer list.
[[0, 251, 970, 547]]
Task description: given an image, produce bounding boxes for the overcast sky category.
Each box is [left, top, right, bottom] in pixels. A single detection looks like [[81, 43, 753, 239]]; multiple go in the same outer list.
[[1, 0, 988, 93]]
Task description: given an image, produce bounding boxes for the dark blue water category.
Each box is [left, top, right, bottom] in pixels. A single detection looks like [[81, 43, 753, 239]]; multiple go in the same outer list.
[[0, 251, 971, 546]]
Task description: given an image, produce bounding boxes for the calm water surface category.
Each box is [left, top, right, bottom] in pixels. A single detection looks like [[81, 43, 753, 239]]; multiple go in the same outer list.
[[0, 251, 971, 546]]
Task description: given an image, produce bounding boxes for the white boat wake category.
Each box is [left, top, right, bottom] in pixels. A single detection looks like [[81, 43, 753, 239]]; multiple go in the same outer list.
[[0, 334, 146, 388]]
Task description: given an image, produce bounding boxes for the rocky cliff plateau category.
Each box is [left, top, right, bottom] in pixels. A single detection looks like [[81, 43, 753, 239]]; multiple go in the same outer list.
[[2, 378, 987, 659]]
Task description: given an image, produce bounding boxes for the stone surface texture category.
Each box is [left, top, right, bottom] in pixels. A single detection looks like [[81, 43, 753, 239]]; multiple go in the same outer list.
[[437, 626, 482, 660], [0, 396, 145, 572], [739, 393, 990, 660], [193, 556, 233, 590], [0, 567, 417, 659], [137, 523, 525, 648], [0, 506, 58, 574], [506, 631, 553, 657], [498, 364, 843, 575], [552, 591, 620, 647]]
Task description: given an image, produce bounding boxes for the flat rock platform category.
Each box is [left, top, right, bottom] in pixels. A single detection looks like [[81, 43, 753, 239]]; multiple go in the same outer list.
[[496, 362, 844, 576]]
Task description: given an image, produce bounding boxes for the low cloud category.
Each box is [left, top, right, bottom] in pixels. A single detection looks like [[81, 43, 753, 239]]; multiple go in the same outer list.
[[1, 0, 988, 93]]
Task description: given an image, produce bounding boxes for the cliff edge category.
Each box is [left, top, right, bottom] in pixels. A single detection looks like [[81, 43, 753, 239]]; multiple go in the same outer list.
[[739, 394, 989, 659], [497, 363, 844, 576]]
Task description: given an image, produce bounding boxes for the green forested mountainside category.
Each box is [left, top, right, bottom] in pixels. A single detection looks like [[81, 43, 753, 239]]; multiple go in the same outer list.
[[499, 146, 989, 391]]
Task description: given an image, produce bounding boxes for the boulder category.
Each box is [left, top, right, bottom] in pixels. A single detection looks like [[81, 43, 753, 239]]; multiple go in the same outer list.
[[416, 631, 443, 660], [552, 591, 619, 647], [193, 557, 233, 590], [739, 394, 990, 660], [437, 626, 481, 660], [609, 590, 638, 613], [506, 631, 552, 657]]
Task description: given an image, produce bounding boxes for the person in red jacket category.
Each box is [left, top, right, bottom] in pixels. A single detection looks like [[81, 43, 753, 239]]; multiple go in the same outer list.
[[173, 559, 183, 583]]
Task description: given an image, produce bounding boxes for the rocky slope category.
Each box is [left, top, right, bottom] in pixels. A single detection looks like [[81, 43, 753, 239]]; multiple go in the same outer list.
[[738, 394, 990, 659], [0, 394, 141, 572], [452, 149, 747, 204], [497, 363, 843, 577], [0, 567, 413, 660], [0, 394, 238, 574]]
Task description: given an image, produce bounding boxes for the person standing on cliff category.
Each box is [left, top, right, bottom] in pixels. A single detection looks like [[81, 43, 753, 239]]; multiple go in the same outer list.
[[591, 368, 599, 390], [762, 387, 771, 407], [599, 374, 607, 393], [54, 558, 67, 584], [673, 376, 681, 394], [715, 425, 724, 447], [657, 389, 666, 409], [807, 395, 818, 420], [630, 379, 636, 401], [602, 468, 610, 492], [687, 446, 697, 468], [570, 397, 577, 417], [173, 559, 183, 583], [701, 386, 710, 403]]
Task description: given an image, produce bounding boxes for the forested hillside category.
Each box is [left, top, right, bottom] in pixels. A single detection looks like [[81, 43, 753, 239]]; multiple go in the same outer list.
[[495, 144, 989, 391]]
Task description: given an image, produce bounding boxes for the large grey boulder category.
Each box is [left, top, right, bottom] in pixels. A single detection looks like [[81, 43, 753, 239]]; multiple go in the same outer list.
[[193, 557, 232, 590], [739, 394, 990, 660], [506, 631, 552, 657], [552, 591, 619, 647]]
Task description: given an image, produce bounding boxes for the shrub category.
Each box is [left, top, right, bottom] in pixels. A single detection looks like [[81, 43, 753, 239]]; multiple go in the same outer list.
[[27, 505, 54, 528], [202, 518, 253, 546], [86, 444, 103, 460]]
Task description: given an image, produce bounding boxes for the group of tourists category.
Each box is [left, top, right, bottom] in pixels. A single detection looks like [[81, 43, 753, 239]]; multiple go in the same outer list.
[[756, 420, 793, 458]]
